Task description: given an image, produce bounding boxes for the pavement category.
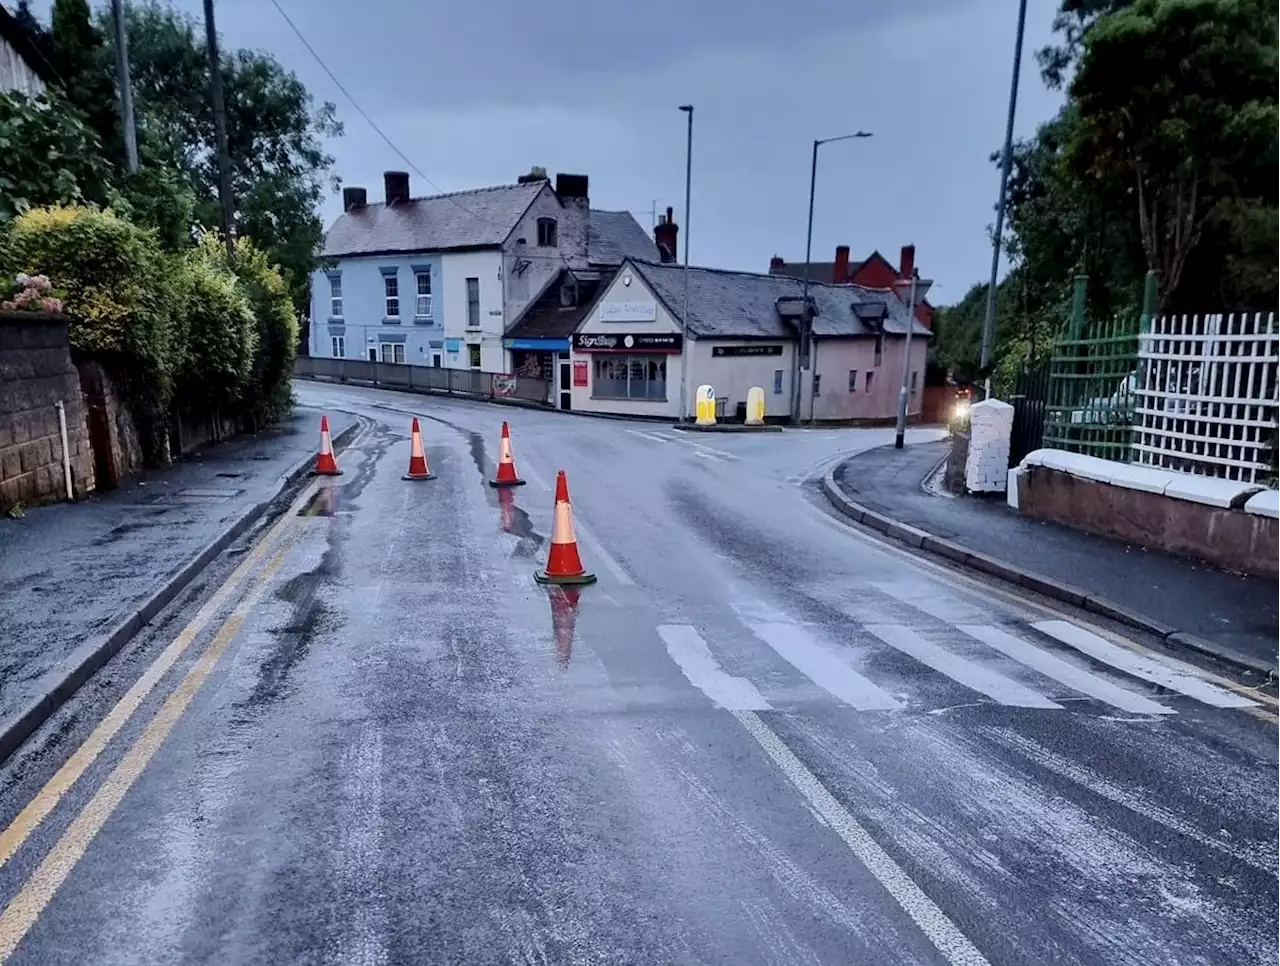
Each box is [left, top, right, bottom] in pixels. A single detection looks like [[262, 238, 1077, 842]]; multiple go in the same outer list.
[[0, 407, 358, 756], [829, 440, 1279, 674], [0, 381, 1273, 965]]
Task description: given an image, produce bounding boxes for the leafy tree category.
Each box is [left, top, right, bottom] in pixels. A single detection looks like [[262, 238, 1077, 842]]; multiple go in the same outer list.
[[0, 92, 112, 219], [1036, 0, 1134, 89], [1067, 0, 1278, 311], [102, 1, 342, 312], [49, 0, 121, 164]]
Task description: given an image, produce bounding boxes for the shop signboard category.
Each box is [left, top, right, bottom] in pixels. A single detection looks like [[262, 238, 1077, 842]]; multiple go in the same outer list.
[[572, 332, 683, 353], [711, 345, 784, 357]]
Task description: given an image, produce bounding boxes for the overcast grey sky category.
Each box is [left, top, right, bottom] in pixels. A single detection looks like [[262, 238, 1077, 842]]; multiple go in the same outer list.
[[38, 0, 1065, 303]]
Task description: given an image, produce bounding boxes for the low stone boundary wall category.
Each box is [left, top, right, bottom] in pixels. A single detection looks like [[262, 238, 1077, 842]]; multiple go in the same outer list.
[[1010, 449, 1277, 577]]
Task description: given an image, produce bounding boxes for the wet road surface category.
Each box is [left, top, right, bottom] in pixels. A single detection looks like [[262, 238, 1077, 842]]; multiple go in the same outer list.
[[0, 381, 1274, 965]]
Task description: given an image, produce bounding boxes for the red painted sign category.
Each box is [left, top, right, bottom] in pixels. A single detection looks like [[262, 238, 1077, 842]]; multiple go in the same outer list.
[[572, 360, 588, 387]]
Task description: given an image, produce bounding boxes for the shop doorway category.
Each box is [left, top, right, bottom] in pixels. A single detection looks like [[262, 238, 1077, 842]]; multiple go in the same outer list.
[[558, 356, 572, 411]]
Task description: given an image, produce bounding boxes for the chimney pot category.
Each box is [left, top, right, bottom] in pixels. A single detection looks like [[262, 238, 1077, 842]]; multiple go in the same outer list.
[[833, 245, 850, 283], [899, 244, 916, 281], [383, 171, 410, 206], [653, 210, 679, 264], [342, 186, 367, 212]]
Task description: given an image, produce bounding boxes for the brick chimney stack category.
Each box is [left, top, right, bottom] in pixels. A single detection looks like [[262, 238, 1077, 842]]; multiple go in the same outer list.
[[833, 245, 850, 283], [383, 171, 409, 206], [654, 206, 678, 263], [899, 244, 916, 282], [769, 256, 785, 273]]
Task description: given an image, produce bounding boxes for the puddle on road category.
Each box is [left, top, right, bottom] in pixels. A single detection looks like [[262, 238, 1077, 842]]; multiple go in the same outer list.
[[298, 486, 339, 517], [545, 585, 583, 669], [497, 487, 543, 558]]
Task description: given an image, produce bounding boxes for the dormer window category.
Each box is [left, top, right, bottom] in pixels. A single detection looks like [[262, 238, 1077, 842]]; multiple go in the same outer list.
[[537, 217, 557, 247], [560, 279, 578, 307]]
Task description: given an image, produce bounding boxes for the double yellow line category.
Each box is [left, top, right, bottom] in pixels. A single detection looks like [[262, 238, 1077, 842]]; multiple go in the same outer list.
[[0, 461, 344, 960]]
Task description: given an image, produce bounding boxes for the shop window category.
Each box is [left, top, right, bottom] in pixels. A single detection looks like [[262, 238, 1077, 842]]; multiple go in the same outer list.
[[592, 355, 667, 400]]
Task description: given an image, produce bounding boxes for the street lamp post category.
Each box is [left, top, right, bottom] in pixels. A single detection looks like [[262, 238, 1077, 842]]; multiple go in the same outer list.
[[796, 131, 872, 424], [678, 104, 694, 422], [894, 274, 919, 449]]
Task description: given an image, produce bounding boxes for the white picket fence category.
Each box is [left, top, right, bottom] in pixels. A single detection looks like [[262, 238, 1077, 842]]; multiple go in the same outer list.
[[1134, 311, 1278, 483]]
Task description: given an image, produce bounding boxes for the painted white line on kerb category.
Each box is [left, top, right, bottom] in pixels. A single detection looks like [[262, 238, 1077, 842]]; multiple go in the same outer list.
[[658, 625, 771, 711], [732, 710, 992, 966], [1032, 620, 1256, 709]]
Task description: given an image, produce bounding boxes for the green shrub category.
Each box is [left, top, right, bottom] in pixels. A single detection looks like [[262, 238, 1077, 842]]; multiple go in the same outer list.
[[212, 236, 298, 421], [0, 204, 178, 401], [172, 234, 257, 411]]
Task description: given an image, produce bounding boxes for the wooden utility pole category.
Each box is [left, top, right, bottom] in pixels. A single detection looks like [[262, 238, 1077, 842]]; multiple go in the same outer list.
[[202, 0, 236, 262], [110, 0, 139, 173]]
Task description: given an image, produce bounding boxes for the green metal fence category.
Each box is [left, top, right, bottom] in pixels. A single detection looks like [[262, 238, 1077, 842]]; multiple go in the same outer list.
[[1041, 275, 1146, 462]]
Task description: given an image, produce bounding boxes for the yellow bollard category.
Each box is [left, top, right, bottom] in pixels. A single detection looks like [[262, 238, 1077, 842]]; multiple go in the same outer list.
[[745, 387, 765, 426], [695, 385, 716, 426]]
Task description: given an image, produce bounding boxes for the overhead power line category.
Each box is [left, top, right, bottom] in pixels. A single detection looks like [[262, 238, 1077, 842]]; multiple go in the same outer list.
[[265, 0, 502, 228]]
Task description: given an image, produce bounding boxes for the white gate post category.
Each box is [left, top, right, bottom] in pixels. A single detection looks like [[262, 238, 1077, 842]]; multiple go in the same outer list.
[[965, 398, 1014, 493]]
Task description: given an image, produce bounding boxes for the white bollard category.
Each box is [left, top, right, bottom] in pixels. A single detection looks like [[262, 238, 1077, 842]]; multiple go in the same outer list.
[[965, 398, 1014, 493]]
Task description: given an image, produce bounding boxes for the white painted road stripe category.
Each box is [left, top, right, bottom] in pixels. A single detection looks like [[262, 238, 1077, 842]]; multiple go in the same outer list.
[[873, 581, 990, 624], [959, 624, 1174, 716], [733, 710, 992, 965], [624, 429, 672, 445], [749, 622, 902, 710], [1032, 620, 1257, 709], [865, 625, 1062, 709], [658, 625, 772, 711]]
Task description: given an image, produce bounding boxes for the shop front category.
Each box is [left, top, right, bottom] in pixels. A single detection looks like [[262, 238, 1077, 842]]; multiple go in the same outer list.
[[569, 331, 685, 419], [505, 337, 570, 409]]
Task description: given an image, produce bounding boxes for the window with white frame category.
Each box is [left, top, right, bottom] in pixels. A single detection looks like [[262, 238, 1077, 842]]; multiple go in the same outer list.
[[379, 342, 405, 364], [537, 217, 557, 247], [328, 275, 342, 318], [415, 269, 432, 317], [384, 274, 400, 318], [330, 335, 345, 357], [592, 356, 667, 400]]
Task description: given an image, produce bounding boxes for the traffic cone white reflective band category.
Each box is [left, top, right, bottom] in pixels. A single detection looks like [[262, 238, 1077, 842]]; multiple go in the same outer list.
[[314, 415, 341, 475], [535, 470, 595, 585], [403, 417, 434, 480], [489, 421, 526, 487]]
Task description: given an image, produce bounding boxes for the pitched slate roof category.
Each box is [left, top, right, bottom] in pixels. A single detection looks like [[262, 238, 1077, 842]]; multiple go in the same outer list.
[[321, 182, 547, 257], [506, 269, 610, 340], [626, 261, 930, 340], [588, 210, 658, 265], [768, 260, 865, 284]]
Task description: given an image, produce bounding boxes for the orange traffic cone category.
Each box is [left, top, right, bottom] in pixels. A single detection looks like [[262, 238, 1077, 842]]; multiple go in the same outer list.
[[489, 421, 526, 488], [534, 471, 596, 585], [403, 417, 435, 481], [313, 415, 342, 476]]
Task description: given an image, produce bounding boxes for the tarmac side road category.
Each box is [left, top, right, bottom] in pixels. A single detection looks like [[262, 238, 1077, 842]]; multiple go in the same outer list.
[[0, 381, 1272, 965]]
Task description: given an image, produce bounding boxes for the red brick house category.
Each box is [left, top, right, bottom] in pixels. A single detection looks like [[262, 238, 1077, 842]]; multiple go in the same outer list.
[[769, 244, 934, 330]]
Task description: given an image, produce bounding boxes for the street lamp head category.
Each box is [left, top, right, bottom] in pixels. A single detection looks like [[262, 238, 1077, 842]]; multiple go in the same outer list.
[[678, 104, 694, 112]]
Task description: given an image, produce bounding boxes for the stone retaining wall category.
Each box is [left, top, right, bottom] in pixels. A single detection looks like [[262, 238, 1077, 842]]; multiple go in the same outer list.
[[0, 313, 95, 509]]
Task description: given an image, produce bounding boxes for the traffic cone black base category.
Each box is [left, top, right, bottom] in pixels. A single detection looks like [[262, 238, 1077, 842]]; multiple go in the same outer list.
[[404, 472, 436, 481], [534, 569, 597, 586], [488, 478, 527, 488]]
